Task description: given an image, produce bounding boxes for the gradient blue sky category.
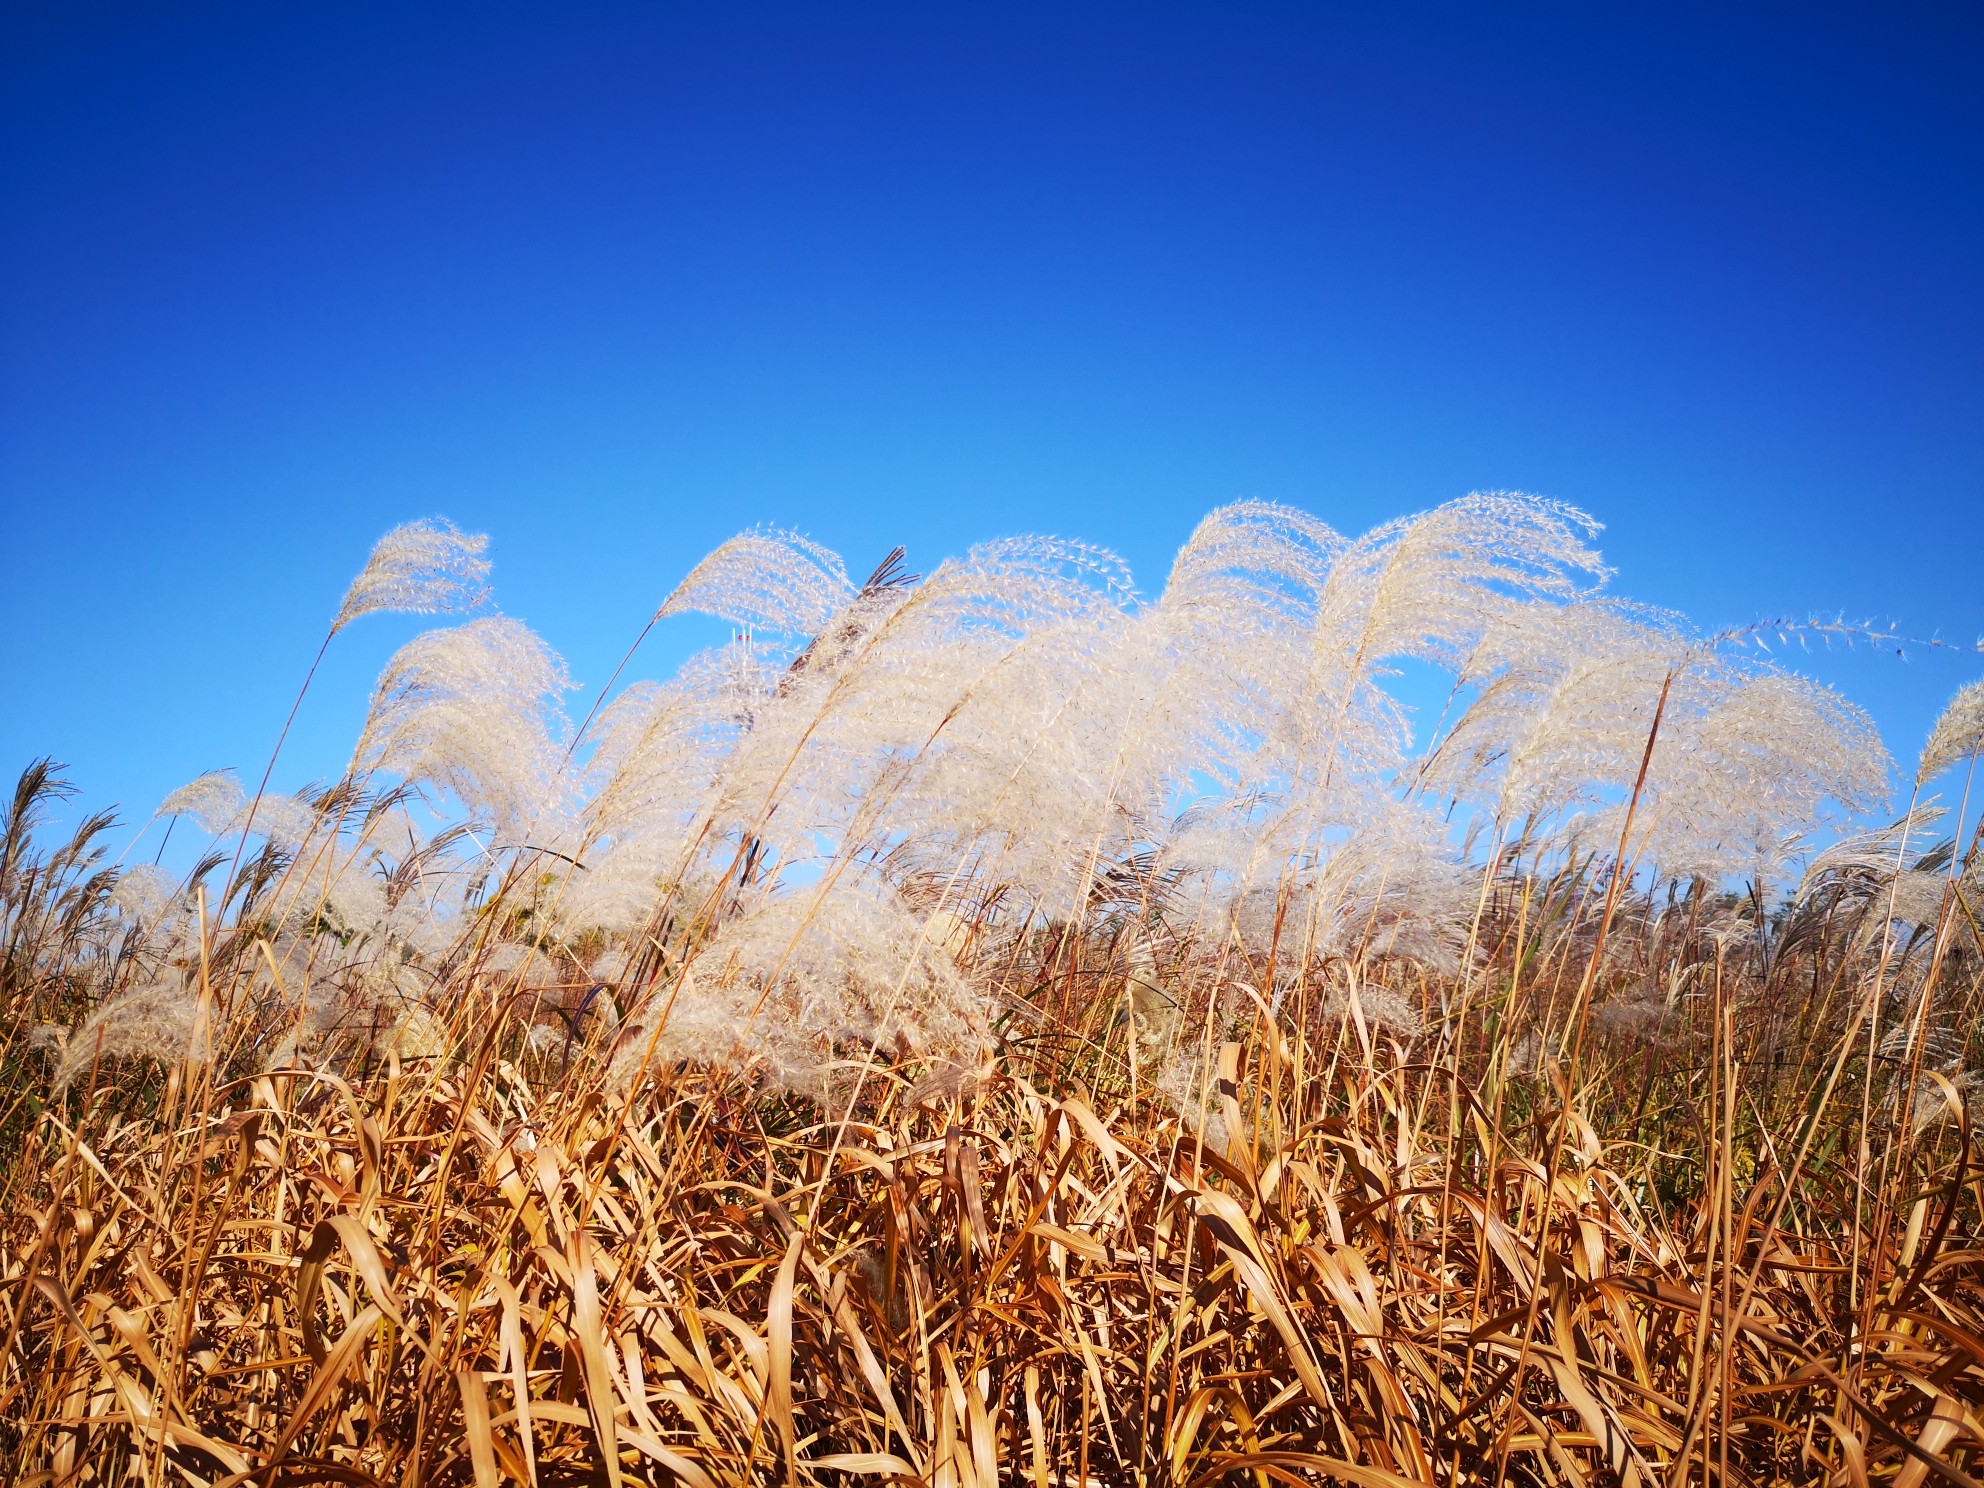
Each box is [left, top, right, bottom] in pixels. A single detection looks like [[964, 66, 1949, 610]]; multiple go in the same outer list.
[[4, 2, 1980, 840]]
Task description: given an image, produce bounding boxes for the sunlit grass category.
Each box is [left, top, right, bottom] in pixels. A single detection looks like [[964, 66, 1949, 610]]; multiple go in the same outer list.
[[2, 498, 1979, 1484]]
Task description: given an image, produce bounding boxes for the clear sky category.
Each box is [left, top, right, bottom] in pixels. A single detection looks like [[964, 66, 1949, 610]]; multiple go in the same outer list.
[[4, 2, 1980, 840]]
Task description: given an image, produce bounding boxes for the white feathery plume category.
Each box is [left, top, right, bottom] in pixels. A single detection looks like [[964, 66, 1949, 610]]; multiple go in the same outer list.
[[610, 873, 986, 1098], [708, 873, 985, 1059], [54, 977, 209, 1091], [1424, 601, 1688, 826], [560, 641, 775, 932], [223, 792, 322, 853], [333, 517, 492, 633], [220, 518, 487, 908], [1917, 679, 1984, 787], [109, 863, 184, 925], [354, 617, 575, 840], [779, 537, 1144, 915], [655, 527, 854, 639], [1149, 502, 1347, 793], [1883, 869, 1951, 928], [584, 641, 771, 844], [159, 770, 246, 834], [481, 942, 561, 988], [1163, 500, 1345, 625], [1798, 801, 1946, 885], [1159, 791, 1287, 891], [1092, 496, 1596, 927], [1414, 585, 1889, 884], [1312, 492, 1608, 679], [1623, 670, 1890, 881], [1220, 798, 1474, 975], [240, 807, 475, 966], [701, 537, 1128, 883], [1235, 493, 1610, 863], [318, 857, 392, 941], [1134, 504, 1368, 909]]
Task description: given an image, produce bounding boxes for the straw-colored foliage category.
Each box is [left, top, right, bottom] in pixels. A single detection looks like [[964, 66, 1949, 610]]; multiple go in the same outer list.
[[2, 496, 1981, 1485]]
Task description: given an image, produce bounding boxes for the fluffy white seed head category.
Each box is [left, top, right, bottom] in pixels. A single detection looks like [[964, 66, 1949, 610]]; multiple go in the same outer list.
[[1626, 670, 1890, 881], [226, 792, 323, 852], [355, 617, 575, 839], [333, 518, 492, 633], [54, 978, 209, 1091], [608, 873, 987, 1099], [655, 527, 853, 638], [109, 863, 185, 925], [158, 770, 245, 834], [1917, 679, 1984, 787], [1312, 493, 1608, 678]]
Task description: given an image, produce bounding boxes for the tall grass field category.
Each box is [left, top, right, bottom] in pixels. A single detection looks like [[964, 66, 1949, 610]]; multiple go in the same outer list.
[[3, 495, 1981, 1485]]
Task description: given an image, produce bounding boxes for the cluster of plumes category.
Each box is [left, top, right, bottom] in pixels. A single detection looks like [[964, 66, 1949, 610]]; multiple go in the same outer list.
[[1779, 795, 1982, 998], [51, 774, 473, 1087], [604, 873, 990, 1105], [62, 495, 1922, 1102]]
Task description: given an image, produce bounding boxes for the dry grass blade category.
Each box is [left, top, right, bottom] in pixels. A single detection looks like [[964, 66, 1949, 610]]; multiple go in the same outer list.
[[767, 1227, 803, 1479], [455, 1369, 499, 1488]]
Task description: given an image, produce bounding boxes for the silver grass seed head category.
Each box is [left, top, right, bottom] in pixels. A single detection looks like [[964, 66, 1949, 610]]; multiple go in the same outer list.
[[621, 874, 989, 1100], [581, 640, 773, 854], [1800, 801, 1947, 887], [1885, 869, 1951, 928], [1164, 500, 1346, 620], [109, 863, 184, 925], [333, 517, 491, 633], [158, 769, 245, 834], [1313, 492, 1609, 678], [54, 978, 210, 1091], [355, 617, 575, 839], [1321, 983, 1426, 1042], [1623, 667, 1891, 881], [655, 527, 853, 637], [1917, 679, 1984, 787], [224, 792, 322, 852]]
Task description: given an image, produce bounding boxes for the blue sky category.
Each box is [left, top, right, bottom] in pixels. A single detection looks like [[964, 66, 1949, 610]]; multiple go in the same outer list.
[[3, 2, 1980, 841]]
